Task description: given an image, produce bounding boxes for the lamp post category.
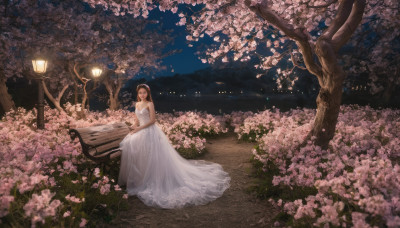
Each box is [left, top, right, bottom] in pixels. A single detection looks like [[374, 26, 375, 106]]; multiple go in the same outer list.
[[85, 67, 102, 110], [32, 59, 48, 130]]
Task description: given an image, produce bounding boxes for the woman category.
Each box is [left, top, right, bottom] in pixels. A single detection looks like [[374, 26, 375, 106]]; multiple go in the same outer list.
[[118, 84, 230, 209]]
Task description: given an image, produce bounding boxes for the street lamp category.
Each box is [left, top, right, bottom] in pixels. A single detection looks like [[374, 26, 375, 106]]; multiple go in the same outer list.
[[92, 67, 102, 77], [32, 58, 48, 129]]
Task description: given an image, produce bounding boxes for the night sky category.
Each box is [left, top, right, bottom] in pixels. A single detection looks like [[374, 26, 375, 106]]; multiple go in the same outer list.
[[140, 8, 211, 78]]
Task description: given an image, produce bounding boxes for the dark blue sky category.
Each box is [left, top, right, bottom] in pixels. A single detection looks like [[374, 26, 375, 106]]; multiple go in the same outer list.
[[139, 8, 211, 78]]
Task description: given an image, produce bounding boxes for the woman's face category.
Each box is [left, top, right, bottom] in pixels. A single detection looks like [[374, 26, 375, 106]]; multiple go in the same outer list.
[[138, 88, 148, 101]]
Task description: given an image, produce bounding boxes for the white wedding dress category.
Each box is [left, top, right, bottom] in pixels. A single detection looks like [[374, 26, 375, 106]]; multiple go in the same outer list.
[[118, 107, 231, 209]]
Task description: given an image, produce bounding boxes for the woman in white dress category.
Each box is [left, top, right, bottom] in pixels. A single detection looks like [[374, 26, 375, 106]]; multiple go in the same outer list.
[[118, 84, 231, 209]]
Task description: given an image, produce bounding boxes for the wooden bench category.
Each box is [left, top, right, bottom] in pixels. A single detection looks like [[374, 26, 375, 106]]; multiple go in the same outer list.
[[68, 122, 130, 163]]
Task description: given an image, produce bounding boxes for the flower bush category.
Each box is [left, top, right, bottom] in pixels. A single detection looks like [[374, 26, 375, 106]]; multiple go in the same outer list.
[[233, 107, 315, 142], [0, 103, 230, 226], [247, 105, 400, 227], [157, 110, 229, 158], [222, 110, 254, 133], [3, 102, 397, 227], [0, 105, 130, 227]]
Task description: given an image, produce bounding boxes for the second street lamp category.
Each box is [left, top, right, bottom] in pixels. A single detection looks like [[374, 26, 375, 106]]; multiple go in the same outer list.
[[92, 67, 102, 78], [83, 67, 102, 111], [32, 59, 48, 130]]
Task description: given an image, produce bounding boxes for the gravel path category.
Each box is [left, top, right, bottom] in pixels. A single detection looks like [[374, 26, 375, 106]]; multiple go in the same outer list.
[[104, 132, 278, 228]]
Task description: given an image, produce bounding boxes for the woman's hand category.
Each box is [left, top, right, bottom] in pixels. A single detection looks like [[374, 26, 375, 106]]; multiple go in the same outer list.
[[130, 127, 141, 134]]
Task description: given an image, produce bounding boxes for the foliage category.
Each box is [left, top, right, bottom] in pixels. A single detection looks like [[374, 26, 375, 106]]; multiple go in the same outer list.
[[238, 105, 400, 227]]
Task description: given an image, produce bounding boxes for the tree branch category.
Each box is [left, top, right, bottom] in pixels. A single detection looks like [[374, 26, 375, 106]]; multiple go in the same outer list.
[[306, 0, 338, 8], [57, 84, 69, 101], [332, 0, 366, 51], [245, 0, 323, 80], [42, 79, 65, 113], [73, 62, 89, 84], [321, 0, 354, 40], [42, 79, 55, 102], [290, 50, 307, 70]]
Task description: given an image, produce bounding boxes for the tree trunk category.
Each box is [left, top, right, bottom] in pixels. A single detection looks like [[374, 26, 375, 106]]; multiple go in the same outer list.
[[308, 81, 343, 148], [104, 77, 123, 111], [0, 74, 16, 113], [109, 94, 120, 110], [382, 70, 398, 104], [307, 39, 346, 149], [73, 83, 78, 105], [81, 82, 88, 110], [382, 82, 394, 104]]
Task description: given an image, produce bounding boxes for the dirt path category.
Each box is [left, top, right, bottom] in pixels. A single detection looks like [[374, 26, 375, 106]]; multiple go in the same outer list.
[[105, 133, 278, 228]]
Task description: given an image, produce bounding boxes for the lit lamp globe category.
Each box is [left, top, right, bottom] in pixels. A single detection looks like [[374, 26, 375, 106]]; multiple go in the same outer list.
[[32, 59, 48, 74], [92, 67, 102, 77]]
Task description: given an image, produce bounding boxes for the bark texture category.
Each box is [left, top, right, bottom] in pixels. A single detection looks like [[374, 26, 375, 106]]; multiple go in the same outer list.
[[0, 74, 16, 113], [104, 78, 122, 111]]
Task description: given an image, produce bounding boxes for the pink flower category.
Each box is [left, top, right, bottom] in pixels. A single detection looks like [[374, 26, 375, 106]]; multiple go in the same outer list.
[[79, 218, 88, 227], [94, 168, 100, 178], [100, 184, 111, 195], [65, 194, 84, 203], [114, 185, 122, 191], [63, 211, 71, 217], [0, 195, 15, 217], [23, 189, 61, 226]]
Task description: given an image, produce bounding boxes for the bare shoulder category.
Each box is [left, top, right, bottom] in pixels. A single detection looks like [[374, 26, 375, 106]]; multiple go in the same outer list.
[[148, 101, 154, 108]]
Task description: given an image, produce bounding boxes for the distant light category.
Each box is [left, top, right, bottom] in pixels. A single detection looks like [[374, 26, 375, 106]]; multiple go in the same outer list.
[[92, 67, 102, 77], [32, 59, 48, 74]]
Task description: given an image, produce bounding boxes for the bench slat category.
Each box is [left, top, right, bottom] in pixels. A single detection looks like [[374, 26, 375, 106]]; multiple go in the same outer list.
[[88, 139, 123, 157], [68, 122, 130, 163], [75, 123, 129, 146], [84, 130, 129, 146]]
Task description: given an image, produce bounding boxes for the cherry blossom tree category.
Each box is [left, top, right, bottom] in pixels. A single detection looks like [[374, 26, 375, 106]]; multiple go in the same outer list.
[[86, 14, 174, 110], [83, 0, 398, 148], [0, 0, 98, 113], [1, 0, 174, 114]]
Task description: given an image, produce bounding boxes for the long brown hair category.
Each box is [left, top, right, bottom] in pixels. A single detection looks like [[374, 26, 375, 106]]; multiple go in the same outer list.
[[136, 84, 153, 102]]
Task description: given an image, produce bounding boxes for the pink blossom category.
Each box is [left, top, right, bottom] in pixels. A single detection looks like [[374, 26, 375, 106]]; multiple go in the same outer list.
[[63, 211, 71, 217], [79, 218, 88, 227], [65, 194, 84, 203], [100, 184, 111, 195]]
